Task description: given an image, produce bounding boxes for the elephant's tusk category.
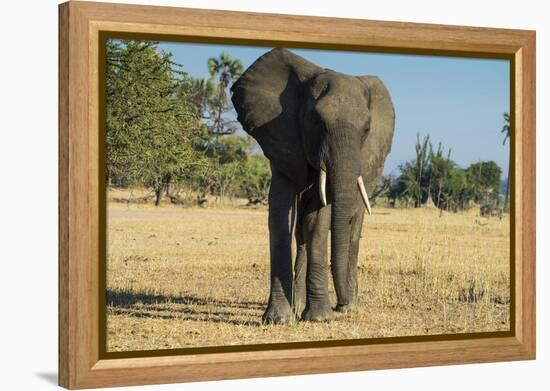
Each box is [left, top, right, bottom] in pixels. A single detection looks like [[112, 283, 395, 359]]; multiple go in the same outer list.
[[319, 169, 327, 207], [357, 176, 372, 215]]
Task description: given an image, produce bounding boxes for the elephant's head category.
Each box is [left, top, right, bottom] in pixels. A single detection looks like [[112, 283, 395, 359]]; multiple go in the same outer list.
[[231, 48, 395, 307]]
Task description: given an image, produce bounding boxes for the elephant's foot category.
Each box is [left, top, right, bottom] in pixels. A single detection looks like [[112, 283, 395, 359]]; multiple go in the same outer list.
[[334, 303, 355, 313], [262, 300, 294, 325], [301, 301, 336, 322]]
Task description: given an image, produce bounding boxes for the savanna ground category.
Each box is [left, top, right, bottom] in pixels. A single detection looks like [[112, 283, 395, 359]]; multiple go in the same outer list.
[[106, 189, 510, 352]]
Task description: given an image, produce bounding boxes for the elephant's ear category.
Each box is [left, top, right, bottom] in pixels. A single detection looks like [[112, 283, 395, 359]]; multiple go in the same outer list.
[[231, 48, 323, 188], [358, 76, 395, 191]]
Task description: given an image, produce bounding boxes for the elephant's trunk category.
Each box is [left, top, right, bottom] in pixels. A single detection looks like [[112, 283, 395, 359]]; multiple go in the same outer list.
[[326, 127, 362, 310]]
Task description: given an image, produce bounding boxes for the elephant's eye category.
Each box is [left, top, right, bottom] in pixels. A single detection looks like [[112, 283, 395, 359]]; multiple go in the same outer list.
[[363, 115, 372, 135], [361, 126, 370, 142], [310, 109, 326, 131]]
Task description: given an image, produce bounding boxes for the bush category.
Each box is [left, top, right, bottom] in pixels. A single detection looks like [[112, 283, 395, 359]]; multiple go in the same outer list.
[[236, 156, 271, 205]]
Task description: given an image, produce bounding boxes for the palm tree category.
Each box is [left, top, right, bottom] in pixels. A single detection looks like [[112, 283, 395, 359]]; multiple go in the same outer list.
[[188, 78, 216, 118], [207, 53, 243, 135], [501, 112, 511, 210]]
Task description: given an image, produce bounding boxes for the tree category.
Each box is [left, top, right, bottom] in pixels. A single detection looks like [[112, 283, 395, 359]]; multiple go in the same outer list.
[[237, 156, 271, 205], [106, 39, 207, 205], [188, 159, 240, 205], [202, 134, 251, 164], [395, 134, 431, 207], [370, 176, 394, 206], [464, 161, 502, 206], [187, 77, 216, 118], [501, 112, 511, 210], [194, 135, 250, 199], [206, 53, 244, 136], [442, 166, 469, 211], [426, 142, 470, 211], [391, 134, 482, 212]]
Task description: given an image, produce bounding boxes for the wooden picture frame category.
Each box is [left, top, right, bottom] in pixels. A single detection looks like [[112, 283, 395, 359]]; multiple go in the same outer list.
[[58, 1, 536, 388]]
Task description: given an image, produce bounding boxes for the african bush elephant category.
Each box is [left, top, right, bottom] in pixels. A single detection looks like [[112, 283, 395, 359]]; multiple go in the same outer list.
[[231, 48, 395, 324]]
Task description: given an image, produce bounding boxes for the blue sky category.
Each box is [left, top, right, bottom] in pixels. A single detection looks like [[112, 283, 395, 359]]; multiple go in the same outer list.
[[159, 41, 510, 176]]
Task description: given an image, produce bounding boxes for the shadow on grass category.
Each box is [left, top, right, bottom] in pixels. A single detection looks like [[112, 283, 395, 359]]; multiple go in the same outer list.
[[106, 289, 264, 327]]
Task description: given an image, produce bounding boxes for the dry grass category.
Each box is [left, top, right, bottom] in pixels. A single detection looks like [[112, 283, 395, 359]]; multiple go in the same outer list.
[[106, 201, 510, 352]]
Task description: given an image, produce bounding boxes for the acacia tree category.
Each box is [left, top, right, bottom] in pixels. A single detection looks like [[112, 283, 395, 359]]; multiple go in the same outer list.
[[106, 39, 207, 205]]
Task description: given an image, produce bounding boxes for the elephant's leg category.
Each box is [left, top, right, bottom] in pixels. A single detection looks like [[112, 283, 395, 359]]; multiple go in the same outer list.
[[263, 166, 299, 325], [335, 210, 365, 313], [301, 206, 335, 321], [293, 225, 307, 318]]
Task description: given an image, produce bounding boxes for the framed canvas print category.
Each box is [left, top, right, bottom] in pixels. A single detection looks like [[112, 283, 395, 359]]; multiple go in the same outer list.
[[58, 1, 536, 389]]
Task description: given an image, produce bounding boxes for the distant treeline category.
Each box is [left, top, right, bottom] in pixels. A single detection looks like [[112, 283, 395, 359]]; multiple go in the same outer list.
[[374, 134, 505, 213], [106, 39, 509, 213]]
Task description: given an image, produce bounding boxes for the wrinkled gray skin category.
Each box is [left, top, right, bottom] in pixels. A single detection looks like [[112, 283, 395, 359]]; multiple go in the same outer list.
[[231, 48, 395, 324]]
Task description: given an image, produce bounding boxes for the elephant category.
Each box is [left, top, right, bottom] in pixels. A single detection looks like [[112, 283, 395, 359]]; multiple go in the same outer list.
[[231, 48, 395, 324]]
